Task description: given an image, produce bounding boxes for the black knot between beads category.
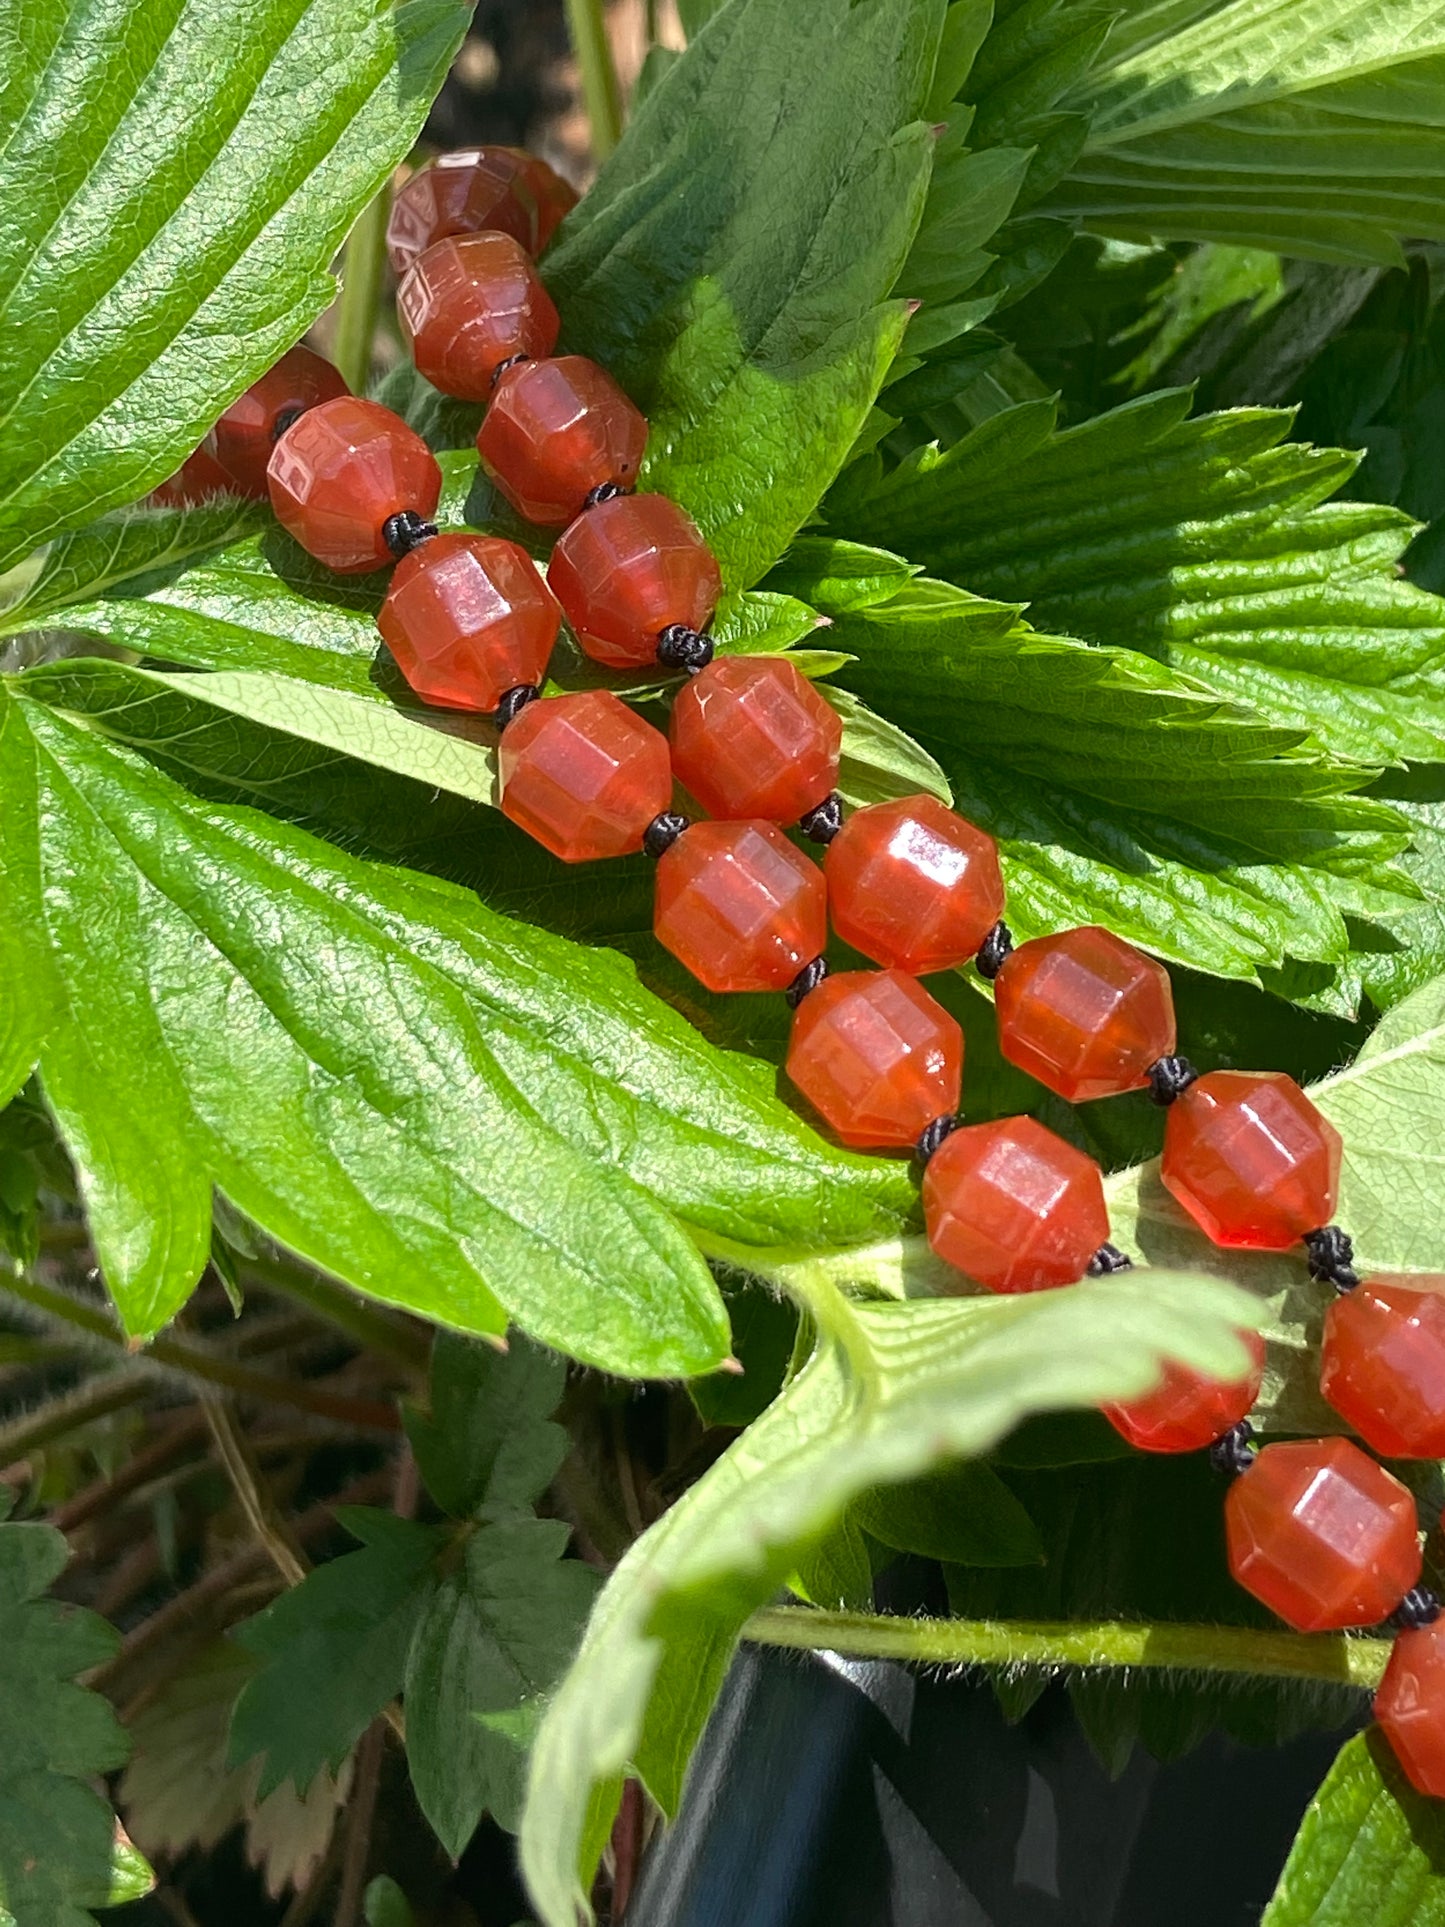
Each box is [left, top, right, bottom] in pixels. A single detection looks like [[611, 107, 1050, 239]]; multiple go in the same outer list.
[[494, 684, 540, 731], [1391, 1586, 1443, 1632], [786, 956, 829, 1009], [975, 920, 1013, 980], [491, 352, 531, 387], [1305, 1225, 1359, 1292], [1209, 1419, 1257, 1478], [643, 811, 690, 859], [584, 481, 631, 510], [656, 625, 714, 674], [1087, 1242, 1133, 1276], [271, 405, 305, 443], [915, 1114, 958, 1165], [1147, 1055, 1199, 1107], [383, 510, 439, 559], [799, 793, 843, 845]]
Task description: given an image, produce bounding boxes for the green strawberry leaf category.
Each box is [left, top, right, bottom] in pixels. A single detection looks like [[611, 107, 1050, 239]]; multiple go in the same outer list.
[[405, 1334, 569, 1521], [0, 0, 469, 573]]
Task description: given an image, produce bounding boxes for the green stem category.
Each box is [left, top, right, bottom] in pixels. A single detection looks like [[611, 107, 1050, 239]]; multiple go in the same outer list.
[[242, 1253, 430, 1372], [332, 182, 392, 395], [689, 1228, 879, 1401], [645, 0, 660, 45], [0, 1370, 150, 1466], [565, 0, 625, 159], [744, 1605, 1391, 1693]]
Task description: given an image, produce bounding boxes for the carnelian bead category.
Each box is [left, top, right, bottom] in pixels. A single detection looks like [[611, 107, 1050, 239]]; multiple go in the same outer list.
[[922, 1116, 1108, 1294], [498, 691, 671, 863], [1320, 1277, 1445, 1458], [398, 233, 560, 402], [825, 796, 1005, 976], [206, 345, 349, 497], [478, 357, 647, 527], [1225, 1437, 1419, 1632], [386, 148, 539, 273], [1375, 1621, 1445, 1796], [517, 152, 579, 251], [267, 398, 442, 575], [152, 443, 234, 505], [548, 493, 721, 669], [995, 926, 1175, 1103], [669, 658, 841, 822], [378, 534, 561, 713], [1161, 1070, 1341, 1251], [787, 970, 962, 1149], [1104, 1330, 1266, 1453], [654, 821, 826, 995]]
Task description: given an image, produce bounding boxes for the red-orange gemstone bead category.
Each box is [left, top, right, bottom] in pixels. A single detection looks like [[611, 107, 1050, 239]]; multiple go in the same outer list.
[[1375, 1621, 1445, 1797], [1161, 1070, 1341, 1251], [669, 657, 840, 822], [787, 970, 962, 1149], [152, 443, 234, 506], [478, 357, 647, 527], [386, 148, 540, 273], [378, 534, 561, 713], [267, 398, 442, 575], [398, 233, 560, 402], [206, 345, 349, 497], [1104, 1330, 1266, 1454], [825, 796, 1005, 976], [995, 925, 1175, 1103], [517, 152, 579, 251], [654, 821, 826, 995], [1320, 1277, 1445, 1459], [499, 691, 671, 863], [922, 1116, 1108, 1294], [1225, 1437, 1419, 1632], [548, 493, 721, 669]]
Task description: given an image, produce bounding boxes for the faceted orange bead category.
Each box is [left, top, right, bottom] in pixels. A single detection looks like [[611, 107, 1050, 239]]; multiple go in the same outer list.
[[825, 795, 1005, 976], [1225, 1437, 1419, 1632], [267, 397, 442, 575], [1161, 1070, 1341, 1251], [787, 970, 962, 1149], [548, 493, 721, 668], [1375, 1621, 1445, 1797], [654, 821, 826, 995], [386, 148, 540, 274], [478, 357, 647, 527], [1104, 1330, 1266, 1453], [995, 925, 1175, 1103], [499, 691, 671, 863], [397, 233, 560, 402], [669, 657, 841, 822], [922, 1116, 1108, 1294], [516, 151, 579, 251], [378, 534, 561, 713], [152, 442, 234, 506], [206, 345, 349, 497], [1320, 1277, 1445, 1459]]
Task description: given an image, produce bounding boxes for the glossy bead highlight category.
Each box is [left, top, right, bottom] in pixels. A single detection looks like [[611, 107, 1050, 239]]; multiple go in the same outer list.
[[207, 344, 349, 497], [1320, 1277, 1445, 1459], [548, 493, 720, 667], [786, 970, 962, 1149], [922, 1116, 1109, 1294], [653, 821, 826, 994], [1104, 1331, 1266, 1453], [1225, 1437, 1420, 1632], [825, 795, 1005, 975], [1376, 1621, 1445, 1797], [1161, 1070, 1342, 1250], [670, 657, 841, 822], [267, 397, 442, 575], [378, 533, 561, 713], [995, 925, 1176, 1102], [398, 233, 560, 401], [499, 690, 672, 862], [479, 357, 647, 526], [386, 148, 542, 272]]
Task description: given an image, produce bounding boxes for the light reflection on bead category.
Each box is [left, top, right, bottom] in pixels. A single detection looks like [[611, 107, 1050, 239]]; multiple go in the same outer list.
[[825, 795, 1005, 975], [654, 821, 826, 994], [787, 969, 962, 1148]]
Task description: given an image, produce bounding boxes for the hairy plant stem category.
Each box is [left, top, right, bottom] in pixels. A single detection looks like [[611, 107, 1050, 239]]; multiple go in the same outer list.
[[565, 0, 624, 158], [0, 1368, 150, 1468], [336, 1718, 387, 1927], [743, 1606, 1392, 1693], [242, 1252, 430, 1372], [332, 181, 391, 394]]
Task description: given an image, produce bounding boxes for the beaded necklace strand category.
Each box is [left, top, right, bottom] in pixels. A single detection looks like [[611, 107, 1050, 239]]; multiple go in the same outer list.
[[158, 143, 1445, 1802]]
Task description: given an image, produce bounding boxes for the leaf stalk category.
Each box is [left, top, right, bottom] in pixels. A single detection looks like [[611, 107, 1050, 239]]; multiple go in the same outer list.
[[565, 0, 625, 159]]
